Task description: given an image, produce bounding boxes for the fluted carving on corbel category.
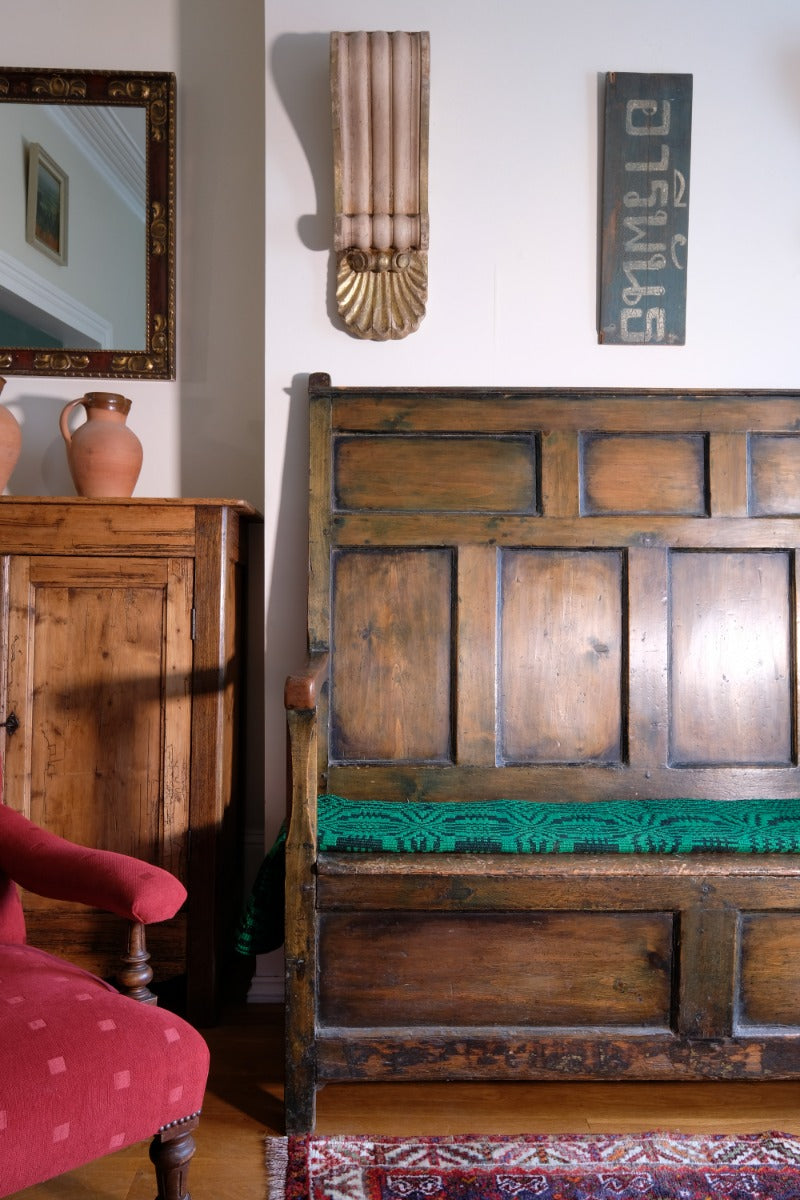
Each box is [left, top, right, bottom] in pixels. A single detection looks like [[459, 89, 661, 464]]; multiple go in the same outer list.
[[331, 31, 430, 340]]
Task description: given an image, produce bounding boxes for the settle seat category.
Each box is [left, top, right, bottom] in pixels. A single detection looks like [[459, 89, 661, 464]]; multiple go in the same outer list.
[[282, 375, 800, 1133], [0, 800, 209, 1198]]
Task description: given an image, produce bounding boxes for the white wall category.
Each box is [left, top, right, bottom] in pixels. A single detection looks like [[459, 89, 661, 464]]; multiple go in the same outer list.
[[0, 0, 264, 509], [260, 0, 800, 993], [0, 0, 267, 969]]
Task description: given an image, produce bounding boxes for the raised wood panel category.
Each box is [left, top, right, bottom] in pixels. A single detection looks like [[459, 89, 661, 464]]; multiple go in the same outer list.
[[669, 551, 792, 766], [319, 911, 674, 1027], [500, 549, 624, 763], [749, 435, 800, 516], [330, 549, 453, 762], [4, 555, 193, 982], [739, 913, 800, 1028], [580, 433, 706, 515], [6, 556, 191, 865], [334, 435, 537, 513]]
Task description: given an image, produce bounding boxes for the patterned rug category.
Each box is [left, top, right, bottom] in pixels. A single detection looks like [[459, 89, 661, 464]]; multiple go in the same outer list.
[[265, 1132, 800, 1199]]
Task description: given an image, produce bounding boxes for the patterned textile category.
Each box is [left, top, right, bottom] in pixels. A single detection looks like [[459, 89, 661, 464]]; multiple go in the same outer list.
[[0, 791, 208, 1196], [266, 1131, 800, 1200], [0, 943, 209, 1196], [315, 795, 800, 854], [235, 796, 800, 955], [235, 824, 286, 956]]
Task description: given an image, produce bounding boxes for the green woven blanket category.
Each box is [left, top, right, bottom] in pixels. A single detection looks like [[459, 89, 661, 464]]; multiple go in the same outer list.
[[315, 795, 800, 854], [234, 795, 800, 956]]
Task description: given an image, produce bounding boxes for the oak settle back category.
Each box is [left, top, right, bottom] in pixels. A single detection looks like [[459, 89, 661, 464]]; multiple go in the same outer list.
[[284, 375, 800, 1132], [311, 377, 800, 800]]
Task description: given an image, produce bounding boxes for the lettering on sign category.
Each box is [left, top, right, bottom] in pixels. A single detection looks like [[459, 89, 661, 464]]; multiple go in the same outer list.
[[599, 73, 692, 346]]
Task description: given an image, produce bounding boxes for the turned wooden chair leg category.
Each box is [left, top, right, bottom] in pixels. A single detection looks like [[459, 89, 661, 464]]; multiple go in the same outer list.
[[118, 920, 157, 1004], [150, 1119, 199, 1200]]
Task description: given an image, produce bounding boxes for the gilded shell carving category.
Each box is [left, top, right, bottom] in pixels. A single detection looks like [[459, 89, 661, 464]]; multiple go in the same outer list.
[[331, 32, 429, 339], [336, 250, 428, 341]]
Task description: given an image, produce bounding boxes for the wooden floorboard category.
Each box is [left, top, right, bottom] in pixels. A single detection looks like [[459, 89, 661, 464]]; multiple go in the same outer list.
[[11, 1002, 800, 1198]]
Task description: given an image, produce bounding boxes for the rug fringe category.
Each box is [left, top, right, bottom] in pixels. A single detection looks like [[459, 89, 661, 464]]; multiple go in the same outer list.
[[265, 1136, 288, 1200]]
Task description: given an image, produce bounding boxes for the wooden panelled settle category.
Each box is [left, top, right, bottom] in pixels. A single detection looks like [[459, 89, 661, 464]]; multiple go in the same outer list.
[[0, 497, 259, 1024], [285, 377, 800, 1131]]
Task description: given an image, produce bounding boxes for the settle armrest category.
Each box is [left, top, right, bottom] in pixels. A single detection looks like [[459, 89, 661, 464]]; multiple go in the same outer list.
[[285, 651, 330, 711], [0, 804, 186, 924]]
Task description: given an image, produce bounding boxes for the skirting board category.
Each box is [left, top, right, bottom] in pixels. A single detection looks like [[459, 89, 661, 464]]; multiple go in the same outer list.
[[248, 948, 284, 1003]]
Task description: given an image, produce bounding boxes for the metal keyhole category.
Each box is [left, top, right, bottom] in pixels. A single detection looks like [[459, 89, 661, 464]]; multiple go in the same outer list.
[[0, 712, 19, 737]]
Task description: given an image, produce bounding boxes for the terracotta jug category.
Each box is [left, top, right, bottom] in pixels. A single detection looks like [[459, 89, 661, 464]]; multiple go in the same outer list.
[[60, 392, 143, 498], [0, 378, 22, 493]]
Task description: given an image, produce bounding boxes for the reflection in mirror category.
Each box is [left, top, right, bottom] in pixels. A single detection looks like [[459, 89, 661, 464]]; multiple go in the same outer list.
[[0, 69, 175, 379]]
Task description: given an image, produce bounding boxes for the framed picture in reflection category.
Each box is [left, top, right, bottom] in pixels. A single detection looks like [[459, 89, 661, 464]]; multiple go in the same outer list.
[[26, 142, 68, 265]]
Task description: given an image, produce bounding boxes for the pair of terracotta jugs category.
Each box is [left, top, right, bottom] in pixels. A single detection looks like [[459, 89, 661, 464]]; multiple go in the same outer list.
[[0, 377, 143, 497]]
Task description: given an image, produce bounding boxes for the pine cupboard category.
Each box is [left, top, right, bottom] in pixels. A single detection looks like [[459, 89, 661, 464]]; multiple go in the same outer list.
[[0, 497, 259, 1025]]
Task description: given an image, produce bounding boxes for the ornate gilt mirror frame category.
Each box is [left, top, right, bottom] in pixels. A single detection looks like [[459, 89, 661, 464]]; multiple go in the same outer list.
[[0, 68, 175, 379]]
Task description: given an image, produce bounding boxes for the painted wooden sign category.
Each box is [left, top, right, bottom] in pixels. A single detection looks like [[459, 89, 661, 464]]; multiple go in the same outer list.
[[599, 72, 692, 345]]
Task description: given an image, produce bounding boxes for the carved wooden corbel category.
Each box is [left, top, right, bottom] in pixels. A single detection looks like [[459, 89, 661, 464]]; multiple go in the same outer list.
[[331, 31, 430, 340]]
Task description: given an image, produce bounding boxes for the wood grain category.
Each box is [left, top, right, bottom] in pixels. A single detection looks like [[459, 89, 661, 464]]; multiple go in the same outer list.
[[319, 910, 673, 1027], [284, 379, 800, 1132], [0, 499, 259, 1022], [500, 549, 623, 763], [331, 549, 453, 762], [581, 433, 706, 515]]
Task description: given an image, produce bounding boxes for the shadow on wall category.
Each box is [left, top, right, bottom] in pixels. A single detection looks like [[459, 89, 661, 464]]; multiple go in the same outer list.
[[4, 391, 75, 495], [176, 0, 265, 508], [263, 372, 310, 843], [270, 32, 343, 332]]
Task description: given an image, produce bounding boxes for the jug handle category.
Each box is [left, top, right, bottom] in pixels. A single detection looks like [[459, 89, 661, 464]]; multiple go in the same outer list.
[[59, 398, 83, 447]]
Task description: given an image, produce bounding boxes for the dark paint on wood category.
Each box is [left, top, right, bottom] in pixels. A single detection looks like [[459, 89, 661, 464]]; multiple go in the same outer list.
[[599, 72, 692, 345], [284, 379, 800, 1134]]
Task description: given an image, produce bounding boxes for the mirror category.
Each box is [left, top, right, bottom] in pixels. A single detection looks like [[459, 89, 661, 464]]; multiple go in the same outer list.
[[0, 68, 175, 379]]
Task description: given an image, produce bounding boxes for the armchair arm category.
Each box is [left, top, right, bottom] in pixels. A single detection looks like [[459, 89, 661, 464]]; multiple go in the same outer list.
[[0, 804, 185, 924]]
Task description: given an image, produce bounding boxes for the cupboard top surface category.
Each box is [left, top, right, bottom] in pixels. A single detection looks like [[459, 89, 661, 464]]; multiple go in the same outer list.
[[0, 497, 261, 556]]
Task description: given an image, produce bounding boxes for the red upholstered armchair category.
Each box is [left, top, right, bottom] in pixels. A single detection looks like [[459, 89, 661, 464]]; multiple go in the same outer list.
[[0, 801, 210, 1199]]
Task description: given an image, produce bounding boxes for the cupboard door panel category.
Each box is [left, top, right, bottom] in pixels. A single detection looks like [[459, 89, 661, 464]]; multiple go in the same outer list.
[[3, 555, 193, 981]]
